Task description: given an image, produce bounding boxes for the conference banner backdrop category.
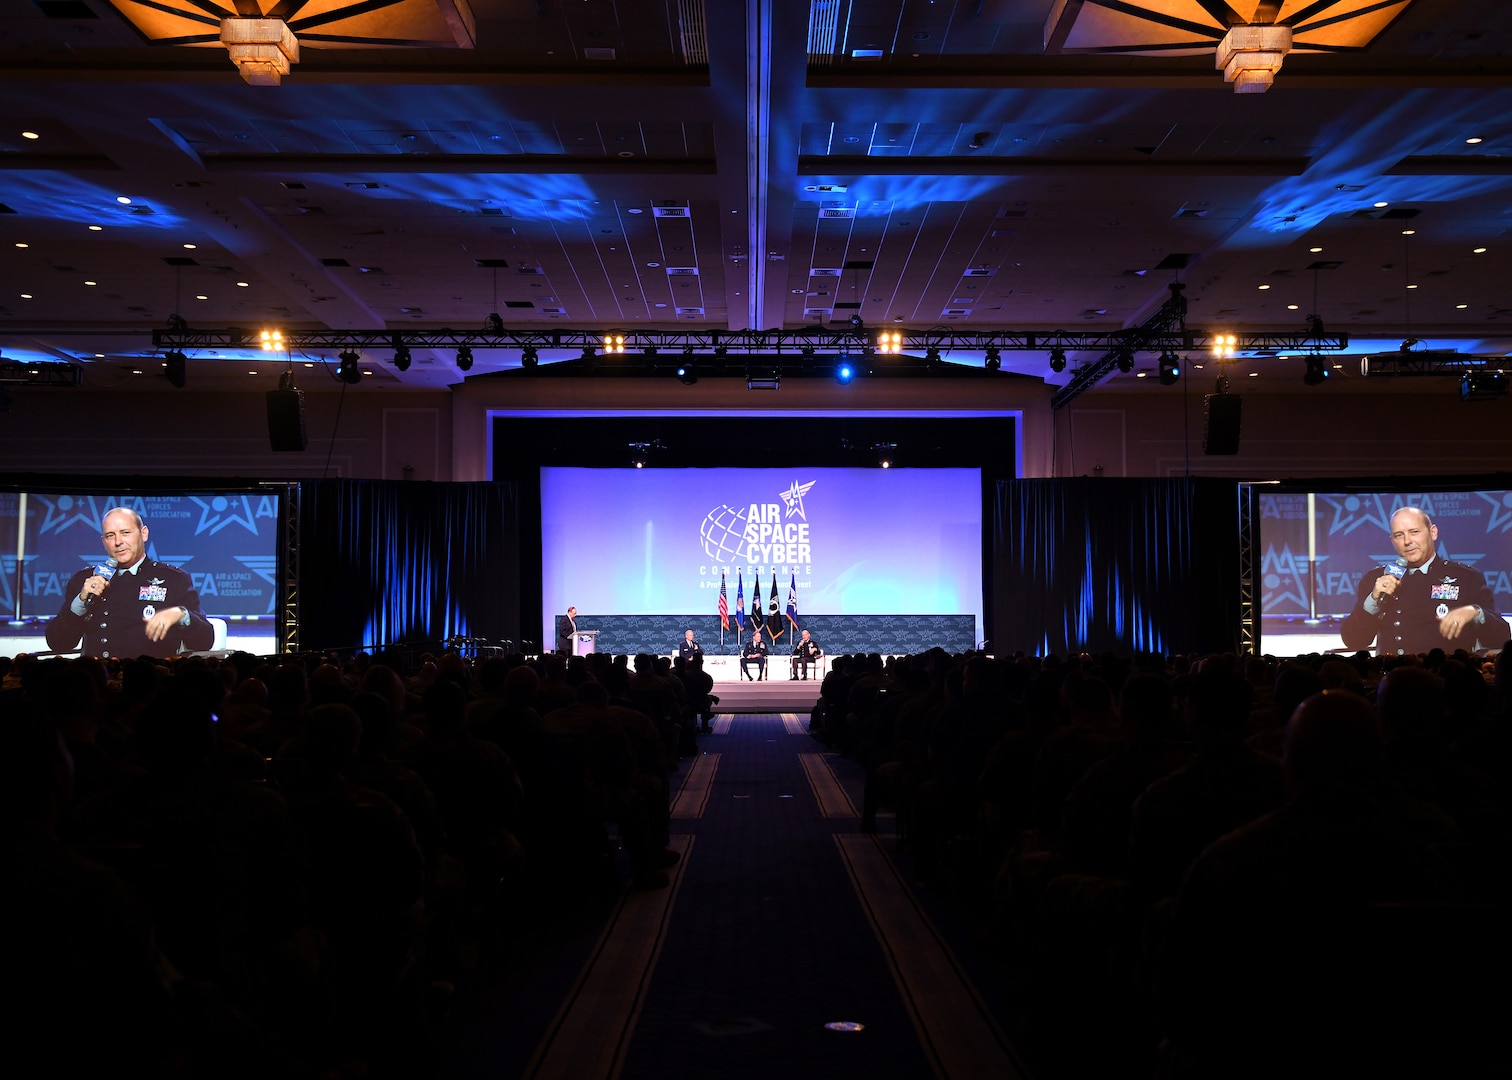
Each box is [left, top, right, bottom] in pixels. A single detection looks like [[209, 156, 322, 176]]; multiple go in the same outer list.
[[540, 467, 983, 647]]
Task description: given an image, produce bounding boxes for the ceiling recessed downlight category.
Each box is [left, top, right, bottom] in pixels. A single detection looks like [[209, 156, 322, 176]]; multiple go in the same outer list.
[[21, 131, 39, 140]]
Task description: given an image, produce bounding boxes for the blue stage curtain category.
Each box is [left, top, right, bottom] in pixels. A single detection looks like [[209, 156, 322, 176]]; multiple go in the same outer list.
[[991, 478, 1241, 657], [300, 479, 521, 652]]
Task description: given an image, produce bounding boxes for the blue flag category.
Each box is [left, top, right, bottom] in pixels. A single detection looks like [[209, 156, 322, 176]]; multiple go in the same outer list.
[[786, 572, 798, 627], [734, 572, 745, 631]]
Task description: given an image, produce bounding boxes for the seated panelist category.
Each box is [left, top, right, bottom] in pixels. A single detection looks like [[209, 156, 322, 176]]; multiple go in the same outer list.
[[790, 629, 823, 680], [741, 630, 769, 681]]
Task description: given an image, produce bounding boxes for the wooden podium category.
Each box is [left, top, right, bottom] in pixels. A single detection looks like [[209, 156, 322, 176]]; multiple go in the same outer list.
[[574, 630, 599, 656]]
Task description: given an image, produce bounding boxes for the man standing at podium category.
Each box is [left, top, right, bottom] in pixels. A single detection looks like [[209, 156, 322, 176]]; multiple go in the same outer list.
[[556, 605, 577, 655], [678, 629, 703, 662], [741, 629, 768, 681]]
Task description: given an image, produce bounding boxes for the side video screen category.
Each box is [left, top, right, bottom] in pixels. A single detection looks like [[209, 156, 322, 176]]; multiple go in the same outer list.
[[1259, 487, 1512, 655], [0, 488, 283, 656]]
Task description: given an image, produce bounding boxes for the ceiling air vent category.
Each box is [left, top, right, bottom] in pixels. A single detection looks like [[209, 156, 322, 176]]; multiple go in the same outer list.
[[810, 268, 843, 277], [584, 47, 616, 60], [962, 268, 995, 277], [819, 207, 855, 219], [942, 308, 973, 316], [652, 206, 690, 218], [474, 258, 509, 268], [675, 307, 704, 315], [1154, 253, 1192, 270], [321, 258, 350, 267], [517, 265, 544, 275], [162, 256, 199, 266], [843, 259, 873, 270], [504, 300, 534, 309], [666, 267, 699, 276]]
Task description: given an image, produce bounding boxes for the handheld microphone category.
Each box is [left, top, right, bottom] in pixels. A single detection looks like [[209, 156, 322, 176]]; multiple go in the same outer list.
[[1384, 556, 1408, 581], [83, 563, 117, 609]]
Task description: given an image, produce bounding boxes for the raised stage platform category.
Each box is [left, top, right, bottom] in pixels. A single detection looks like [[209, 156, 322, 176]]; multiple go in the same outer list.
[[709, 674, 823, 714]]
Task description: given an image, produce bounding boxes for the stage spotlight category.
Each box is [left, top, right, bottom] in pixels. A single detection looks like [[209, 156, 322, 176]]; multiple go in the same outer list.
[[580, 346, 595, 361], [984, 347, 1001, 371], [676, 364, 697, 385], [1158, 352, 1182, 385], [924, 345, 941, 365], [484, 312, 504, 332], [164, 350, 187, 388], [521, 346, 539, 369], [629, 441, 651, 468], [1303, 354, 1330, 386], [849, 313, 864, 330], [877, 330, 903, 354], [875, 442, 895, 468], [337, 350, 363, 384], [835, 360, 855, 385], [602, 333, 626, 354], [392, 344, 411, 372], [1049, 347, 1066, 373], [456, 345, 474, 372], [1116, 347, 1134, 374]]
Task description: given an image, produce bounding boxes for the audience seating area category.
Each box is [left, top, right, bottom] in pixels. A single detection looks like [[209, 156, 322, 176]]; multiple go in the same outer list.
[[4, 641, 1505, 1077]]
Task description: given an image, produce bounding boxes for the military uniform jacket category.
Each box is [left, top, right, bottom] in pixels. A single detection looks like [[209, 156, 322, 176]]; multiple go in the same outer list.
[[1340, 557, 1509, 656], [742, 640, 769, 660], [47, 559, 215, 659], [792, 638, 822, 660], [678, 640, 704, 661]]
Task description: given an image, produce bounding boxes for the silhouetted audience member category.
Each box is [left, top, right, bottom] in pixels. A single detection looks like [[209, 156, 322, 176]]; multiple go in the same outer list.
[[1157, 690, 1460, 1079]]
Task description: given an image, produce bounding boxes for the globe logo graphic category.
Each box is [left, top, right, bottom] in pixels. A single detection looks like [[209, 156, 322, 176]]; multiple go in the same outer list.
[[701, 504, 749, 563]]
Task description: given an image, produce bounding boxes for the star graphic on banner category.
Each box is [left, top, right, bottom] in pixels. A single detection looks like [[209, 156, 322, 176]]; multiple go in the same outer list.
[[191, 495, 260, 536], [35, 494, 105, 537], [1478, 491, 1512, 534], [778, 480, 816, 520]]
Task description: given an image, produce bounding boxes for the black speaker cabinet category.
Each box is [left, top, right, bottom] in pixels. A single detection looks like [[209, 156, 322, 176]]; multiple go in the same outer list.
[[1203, 394, 1242, 455], [266, 388, 308, 452]]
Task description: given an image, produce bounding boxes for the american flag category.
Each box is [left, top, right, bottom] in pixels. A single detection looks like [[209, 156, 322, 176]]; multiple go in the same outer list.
[[718, 571, 729, 631]]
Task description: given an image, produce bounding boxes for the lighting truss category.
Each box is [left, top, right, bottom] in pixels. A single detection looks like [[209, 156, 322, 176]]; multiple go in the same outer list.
[[1358, 354, 1508, 377], [0, 361, 85, 387], [149, 323, 1350, 359]]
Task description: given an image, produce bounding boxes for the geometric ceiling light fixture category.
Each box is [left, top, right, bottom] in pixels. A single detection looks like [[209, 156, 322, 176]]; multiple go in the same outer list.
[[220, 18, 298, 86], [1043, 1, 1414, 95], [1215, 24, 1291, 94], [102, 0, 478, 84]]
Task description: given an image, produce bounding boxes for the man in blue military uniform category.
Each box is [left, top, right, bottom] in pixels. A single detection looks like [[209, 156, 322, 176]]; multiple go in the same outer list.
[[1341, 505, 1508, 656], [740, 629, 768, 681], [677, 628, 703, 662], [46, 506, 214, 659]]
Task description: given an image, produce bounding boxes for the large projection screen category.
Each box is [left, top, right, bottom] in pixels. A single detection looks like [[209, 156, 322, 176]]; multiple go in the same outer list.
[[1259, 486, 1512, 656], [1, 488, 283, 656], [541, 467, 983, 645]]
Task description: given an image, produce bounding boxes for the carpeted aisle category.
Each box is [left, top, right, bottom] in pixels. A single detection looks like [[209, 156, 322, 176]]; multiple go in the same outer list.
[[510, 714, 1025, 1080]]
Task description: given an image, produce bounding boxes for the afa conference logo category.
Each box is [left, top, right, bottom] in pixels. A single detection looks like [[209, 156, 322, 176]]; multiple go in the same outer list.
[[700, 480, 817, 567]]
